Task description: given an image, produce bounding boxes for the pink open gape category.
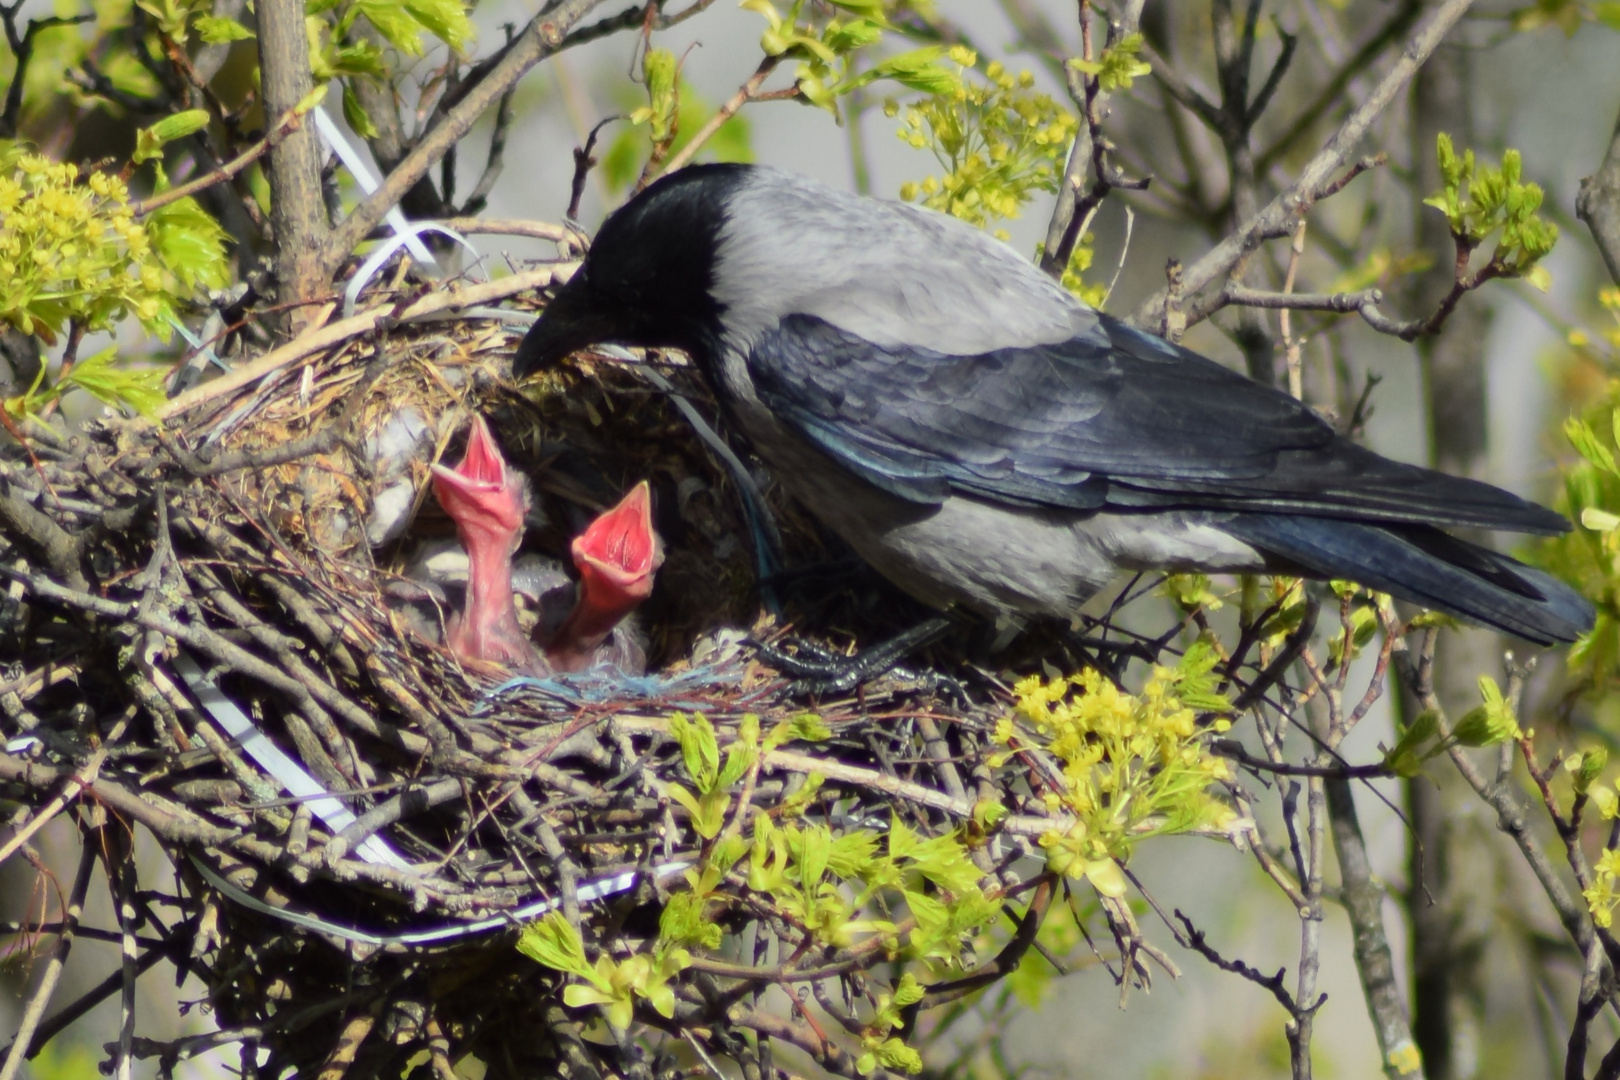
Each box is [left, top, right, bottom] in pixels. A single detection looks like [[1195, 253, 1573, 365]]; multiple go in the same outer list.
[[431, 417, 662, 675], [543, 481, 664, 672], [430, 415, 537, 673]]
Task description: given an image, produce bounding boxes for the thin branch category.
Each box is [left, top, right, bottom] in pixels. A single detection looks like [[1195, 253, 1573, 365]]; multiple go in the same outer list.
[[659, 56, 781, 178], [0, 841, 96, 1080], [561, 0, 720, 50], [1256, 0, 1422, 172], [158, 265, 567, 419], [1392, 646, 1598, 964], [1174, 908, 1319, 1017], [321, 0, 609, 276], [1578, 97, 1620, 287], [132, 101, 312, 216], [1132, 0, 1480, 331], [459, 78, 520, 216], [425, 217, 574, 242], [1213, 739, 1392, 780], [1040, 0, 1149, 279], [0, 12, 94, 138]]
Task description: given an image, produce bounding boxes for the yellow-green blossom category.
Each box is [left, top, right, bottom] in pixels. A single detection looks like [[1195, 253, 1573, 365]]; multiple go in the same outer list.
[[1585, 849, 1620, 928], [892, 47, 1077, 229], [0, 145, 227, 344], [996, 644, 1237, 889]]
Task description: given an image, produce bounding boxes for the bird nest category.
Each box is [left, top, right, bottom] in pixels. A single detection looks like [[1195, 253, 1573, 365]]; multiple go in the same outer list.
[[0, 276, 1252, 1078]]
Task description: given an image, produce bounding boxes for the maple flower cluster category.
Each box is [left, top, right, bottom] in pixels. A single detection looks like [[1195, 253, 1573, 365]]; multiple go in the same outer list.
[[993, 644, 1238, 897], [0, 150, 167, 342], [890, 46, 1077, 229]]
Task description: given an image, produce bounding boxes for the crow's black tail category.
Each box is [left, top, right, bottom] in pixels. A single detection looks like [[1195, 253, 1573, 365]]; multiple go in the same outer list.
[[1221, 514, 1595, 646]]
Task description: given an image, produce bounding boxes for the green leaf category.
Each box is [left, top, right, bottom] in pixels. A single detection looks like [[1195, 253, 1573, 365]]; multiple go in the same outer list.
[[717, 713, 759, 789], [342, 83, 379, 139], [352, 0, 424, 55], [824, 18, 883, 53], [400, 0, 472, 50], [133, 109, 211, 164], [516, 912, 601, 984], [1571, 746, 1609, 795], [1382, 709, 1440, 777], [59, 347, 166, 418], [1067, 33, 1152, 92], [147, 197, 232, 294], [195, 15, 254, 42], [1451, 675, 1521, 747], [1566, 417, 1620, 475], [669, 712, 721, 793]]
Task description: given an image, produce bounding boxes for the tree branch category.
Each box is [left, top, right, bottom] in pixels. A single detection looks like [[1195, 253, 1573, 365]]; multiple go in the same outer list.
[[1131, 0, 1479, 332], [320, 0, 609, 277], [1578, 98, 1620, 288], [1040, 0, 1148, 279], [257, 0, 329, 312]]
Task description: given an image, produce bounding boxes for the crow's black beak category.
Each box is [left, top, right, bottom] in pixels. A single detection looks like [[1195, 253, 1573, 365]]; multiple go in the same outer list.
[[512, 279, 618, 379]]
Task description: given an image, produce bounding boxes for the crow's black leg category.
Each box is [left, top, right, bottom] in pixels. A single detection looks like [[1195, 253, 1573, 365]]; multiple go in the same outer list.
[[753, 615, 956, 696]]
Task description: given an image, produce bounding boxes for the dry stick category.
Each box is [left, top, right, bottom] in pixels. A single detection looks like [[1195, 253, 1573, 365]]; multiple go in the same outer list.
[[659, 57, 781, 178], [1281, 221, 1307, 400], [321, 0, 608, 277], [157, 265, 566, 419], [106, 823, 139, 1080], [9, 945, 170, 1062], [0, 843, 95, 1080], [131, 101, 311, 216], [0, 739, 114, 867], [1131, 0, 1479, 331], [1295, 691, 1328, 1080], [426, 217, 574, 242]]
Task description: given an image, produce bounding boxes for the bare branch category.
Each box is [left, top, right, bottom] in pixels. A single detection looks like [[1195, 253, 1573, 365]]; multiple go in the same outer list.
[[0, 842, 96, 1080], [1578, 98, 1620, 288], [1132, 0, 1480, 332], [321, 0, 610, 278], [659, 56, 782, 178], [0, 11, 94, 138], [1040, 0, 1148, 279], [132, 101, 311, 216], [257, 0, 329, 311]]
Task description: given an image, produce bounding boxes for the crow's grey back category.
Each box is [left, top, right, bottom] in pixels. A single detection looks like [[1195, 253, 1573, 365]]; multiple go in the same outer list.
[[710, 168, 1098, 356]]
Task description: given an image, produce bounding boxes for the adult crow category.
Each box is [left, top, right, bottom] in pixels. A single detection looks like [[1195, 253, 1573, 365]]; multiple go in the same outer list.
[[514, 164, 1592, 646]]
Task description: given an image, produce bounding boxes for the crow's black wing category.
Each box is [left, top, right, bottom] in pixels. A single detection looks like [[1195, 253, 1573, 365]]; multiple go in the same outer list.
[[748, 312, 1568, 534]]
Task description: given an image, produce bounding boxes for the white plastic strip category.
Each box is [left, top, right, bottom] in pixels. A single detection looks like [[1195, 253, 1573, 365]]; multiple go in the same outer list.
[[173, 652, 414, 872], [190, 855, 692, 947], [313, 106, 440, 272], [341, 221, 483, 317]]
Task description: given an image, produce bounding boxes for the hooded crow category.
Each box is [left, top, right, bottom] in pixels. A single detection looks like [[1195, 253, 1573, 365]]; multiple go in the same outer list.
[[514, 164, 1593, 646]]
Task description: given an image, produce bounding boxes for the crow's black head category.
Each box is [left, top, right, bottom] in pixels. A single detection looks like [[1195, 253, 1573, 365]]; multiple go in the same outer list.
[[513, 164, 749, 377]]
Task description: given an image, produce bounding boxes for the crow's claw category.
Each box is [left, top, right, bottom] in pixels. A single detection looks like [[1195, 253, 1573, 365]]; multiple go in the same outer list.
[[754, 616, 955, 697]]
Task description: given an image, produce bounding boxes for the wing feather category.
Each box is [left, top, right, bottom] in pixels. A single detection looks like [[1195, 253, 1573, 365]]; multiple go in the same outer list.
[[747, 313, 1568, 534]]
